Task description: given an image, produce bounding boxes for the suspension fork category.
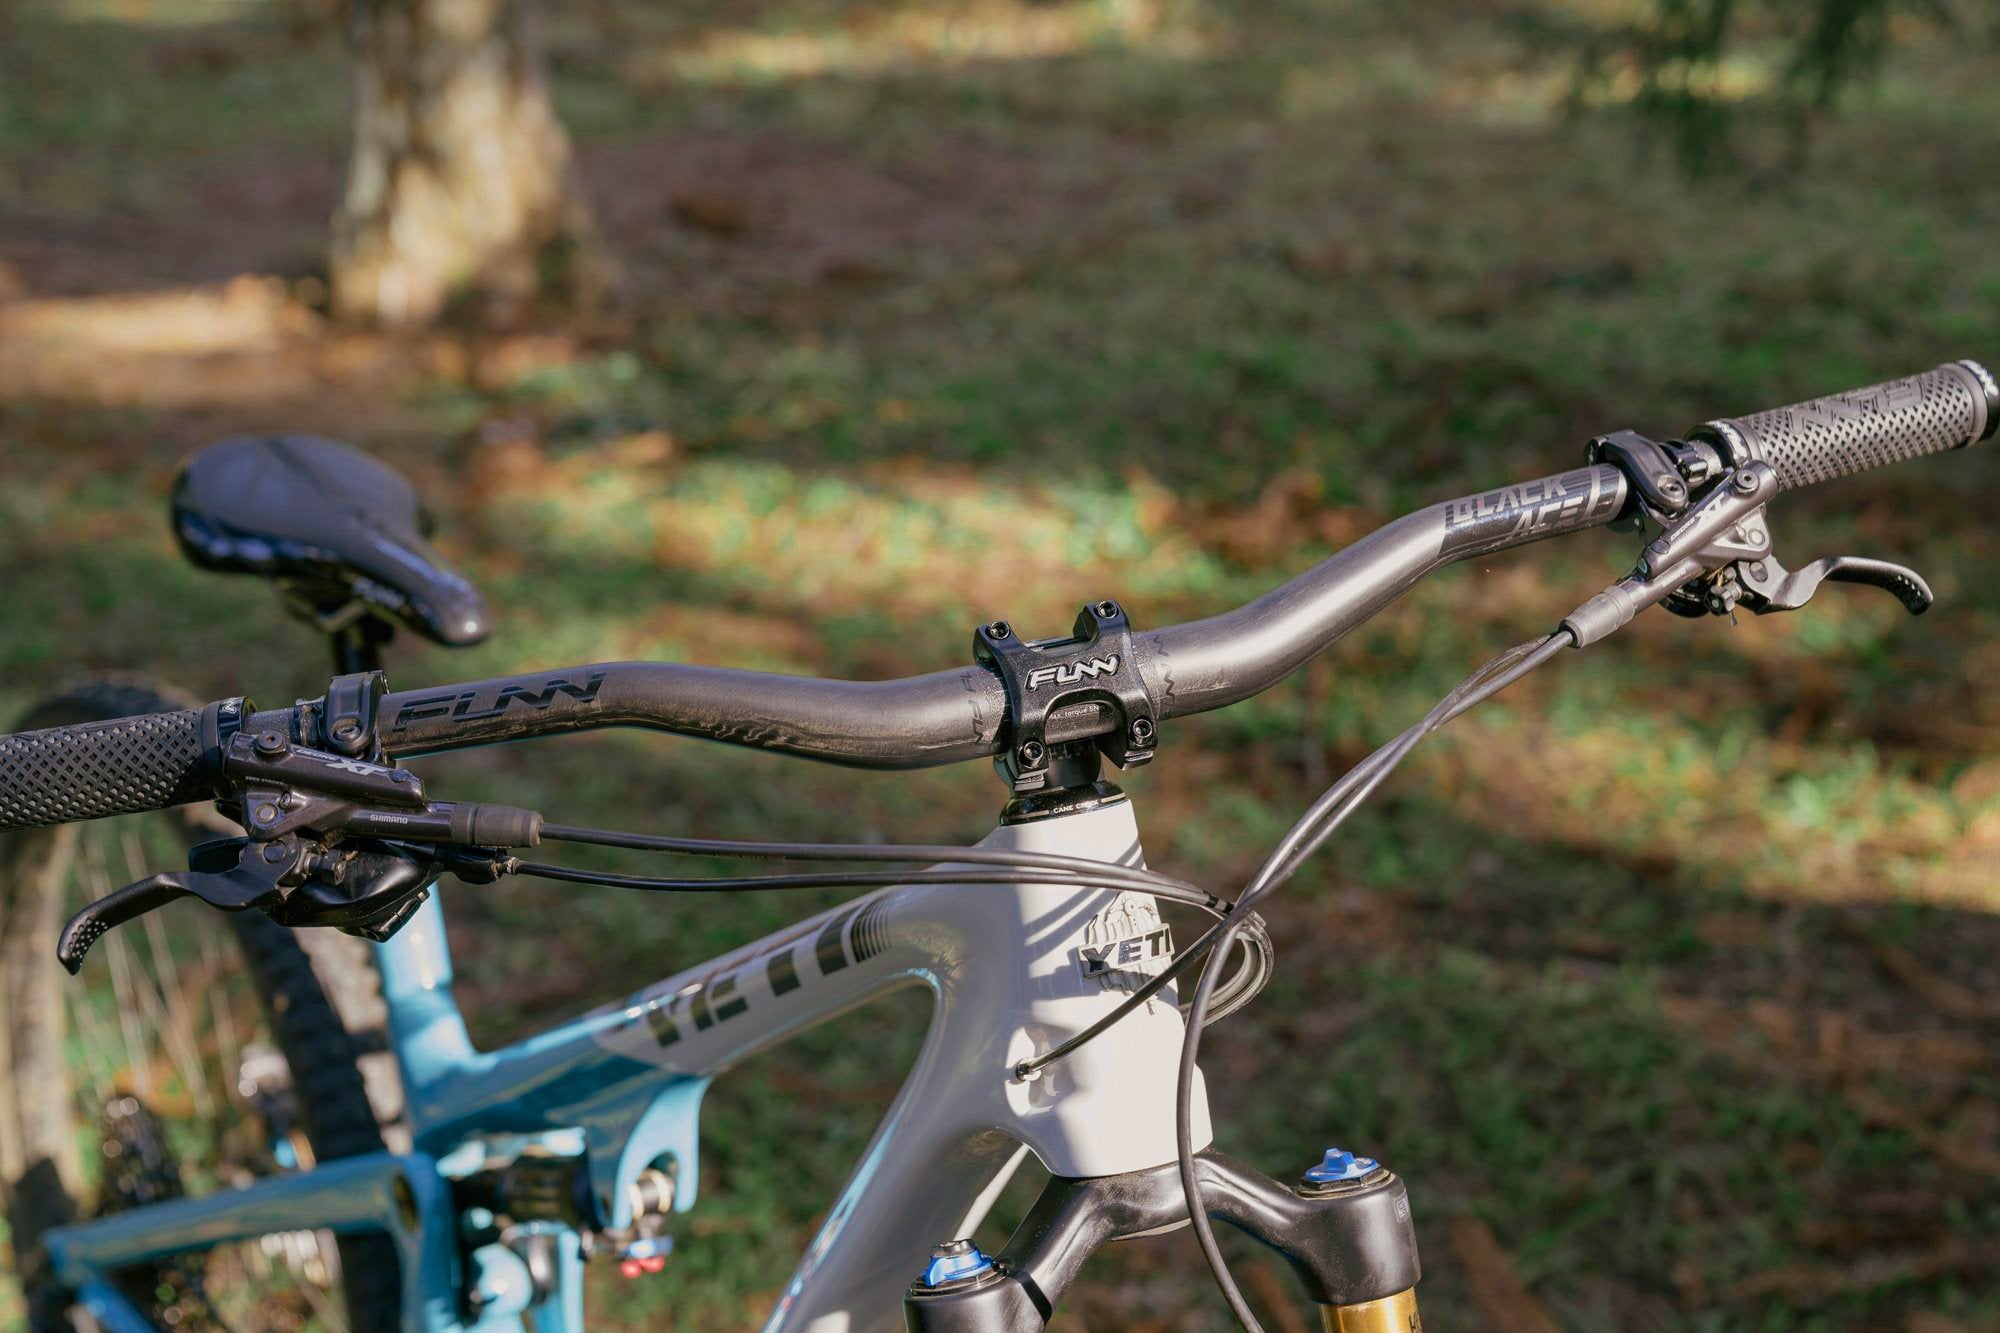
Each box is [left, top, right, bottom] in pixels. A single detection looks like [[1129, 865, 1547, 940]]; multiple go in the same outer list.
[[901, 1148, 1421, 1331]]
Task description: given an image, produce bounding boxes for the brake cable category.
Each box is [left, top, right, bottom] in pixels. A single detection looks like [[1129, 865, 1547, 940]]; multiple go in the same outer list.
[[509, 832, 1274, 1027], [1175, 631, 1572, 1330]]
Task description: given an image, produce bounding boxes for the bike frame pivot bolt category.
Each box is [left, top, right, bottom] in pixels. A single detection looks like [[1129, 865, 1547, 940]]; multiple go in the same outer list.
[[1303, 1147, 1379, 1184], [617, 1236, 672, 1278]]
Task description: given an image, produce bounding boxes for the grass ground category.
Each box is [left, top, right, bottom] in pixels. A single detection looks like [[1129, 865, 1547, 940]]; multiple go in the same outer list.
[[2, 0, 1998, 1328]]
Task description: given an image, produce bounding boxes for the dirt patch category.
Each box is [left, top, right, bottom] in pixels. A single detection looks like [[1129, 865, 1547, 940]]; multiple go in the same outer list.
[[0, 148, 336, 300], [579, 129, 1117, 319]]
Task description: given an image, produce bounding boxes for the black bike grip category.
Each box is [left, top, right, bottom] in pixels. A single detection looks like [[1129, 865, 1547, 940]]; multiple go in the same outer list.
[[57, 874, 194, 974], [1695, 360, 1997, 492], [0, 709, 213, 831]]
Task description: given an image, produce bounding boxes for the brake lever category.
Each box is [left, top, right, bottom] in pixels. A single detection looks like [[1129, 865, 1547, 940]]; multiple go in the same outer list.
[[53, 664, 542, 970], [1736, 553, 1933, 616], [56, 832, 520, 970], [57, 836, 304, 974]]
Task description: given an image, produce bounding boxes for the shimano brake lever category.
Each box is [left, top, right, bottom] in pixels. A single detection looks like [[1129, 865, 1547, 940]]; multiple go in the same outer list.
[[57, 836, 304, 974]]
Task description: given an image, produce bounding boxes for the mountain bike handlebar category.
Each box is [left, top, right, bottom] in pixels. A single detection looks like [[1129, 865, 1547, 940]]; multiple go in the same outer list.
[[2, 360, 1992, 833]]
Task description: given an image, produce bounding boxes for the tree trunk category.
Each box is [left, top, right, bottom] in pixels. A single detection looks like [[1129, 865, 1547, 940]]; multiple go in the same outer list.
[[330, 0, 594, 327]]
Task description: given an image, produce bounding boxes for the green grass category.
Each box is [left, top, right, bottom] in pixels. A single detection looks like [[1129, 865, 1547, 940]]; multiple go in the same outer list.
[[2, 0, 1999, 1328]]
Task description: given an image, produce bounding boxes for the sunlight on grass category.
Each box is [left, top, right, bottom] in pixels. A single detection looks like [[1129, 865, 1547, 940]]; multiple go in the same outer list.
[[47, 0, 275, 25], [633, 0, 1206, 86]]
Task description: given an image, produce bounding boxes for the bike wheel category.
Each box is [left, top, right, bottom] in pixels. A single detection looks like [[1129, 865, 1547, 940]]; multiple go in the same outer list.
[[0, 679, 403, 1331]]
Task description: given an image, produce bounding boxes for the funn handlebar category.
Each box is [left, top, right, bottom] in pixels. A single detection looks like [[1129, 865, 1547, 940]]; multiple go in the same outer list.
[[2, 358, 1991, 833], [0, 466, 1629, 822]]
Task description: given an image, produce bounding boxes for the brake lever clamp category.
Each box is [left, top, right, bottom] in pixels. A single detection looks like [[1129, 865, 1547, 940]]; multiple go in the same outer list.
[[1564, 460, 1933, 647], [974, 600, 1157, 793], [1564, 463, 1778, 646]]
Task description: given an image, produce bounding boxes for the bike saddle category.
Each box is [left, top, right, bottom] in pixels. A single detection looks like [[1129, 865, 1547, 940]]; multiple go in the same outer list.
[[172, 435, 493, 647]]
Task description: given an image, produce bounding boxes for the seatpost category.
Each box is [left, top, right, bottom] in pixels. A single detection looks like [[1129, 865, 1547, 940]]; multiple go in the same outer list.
[[331, 617, 395, 676]]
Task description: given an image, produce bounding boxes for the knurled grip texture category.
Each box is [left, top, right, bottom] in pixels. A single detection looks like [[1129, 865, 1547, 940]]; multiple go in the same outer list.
[[1701, 360, 1997, 492], [0, 709, 212, 831]]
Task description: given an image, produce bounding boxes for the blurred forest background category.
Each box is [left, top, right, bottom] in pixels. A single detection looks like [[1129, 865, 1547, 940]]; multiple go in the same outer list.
[[3, 0, 1999, 1328]]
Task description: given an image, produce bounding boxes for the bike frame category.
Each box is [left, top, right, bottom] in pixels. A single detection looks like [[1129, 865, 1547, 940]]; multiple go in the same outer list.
[[20, 359, 1996, 1332], [41, 794, 1211, 1332]]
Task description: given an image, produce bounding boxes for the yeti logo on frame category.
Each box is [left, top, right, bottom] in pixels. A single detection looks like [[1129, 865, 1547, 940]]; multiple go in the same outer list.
[[1076, 897, 1173, 993], [1026, 655, 1119, 691]]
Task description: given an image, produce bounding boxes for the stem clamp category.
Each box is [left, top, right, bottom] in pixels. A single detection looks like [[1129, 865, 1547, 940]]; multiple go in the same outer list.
[[973, 600, 1157, 793]]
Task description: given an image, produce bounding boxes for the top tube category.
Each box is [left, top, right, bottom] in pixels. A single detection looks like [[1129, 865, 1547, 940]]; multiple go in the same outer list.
[[267, 464, 1629, 769]]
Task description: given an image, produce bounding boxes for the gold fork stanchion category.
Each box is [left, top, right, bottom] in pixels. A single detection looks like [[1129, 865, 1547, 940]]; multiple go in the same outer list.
[[1320, 1287, 1421, 1332]]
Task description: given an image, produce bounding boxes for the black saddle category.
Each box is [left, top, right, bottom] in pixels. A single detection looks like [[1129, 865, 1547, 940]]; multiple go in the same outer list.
[[172, 436, 493, 648]]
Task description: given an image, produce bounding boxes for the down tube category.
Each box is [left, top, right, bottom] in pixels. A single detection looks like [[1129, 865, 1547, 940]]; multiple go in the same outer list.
[[587, 795, 1210, 1331]]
